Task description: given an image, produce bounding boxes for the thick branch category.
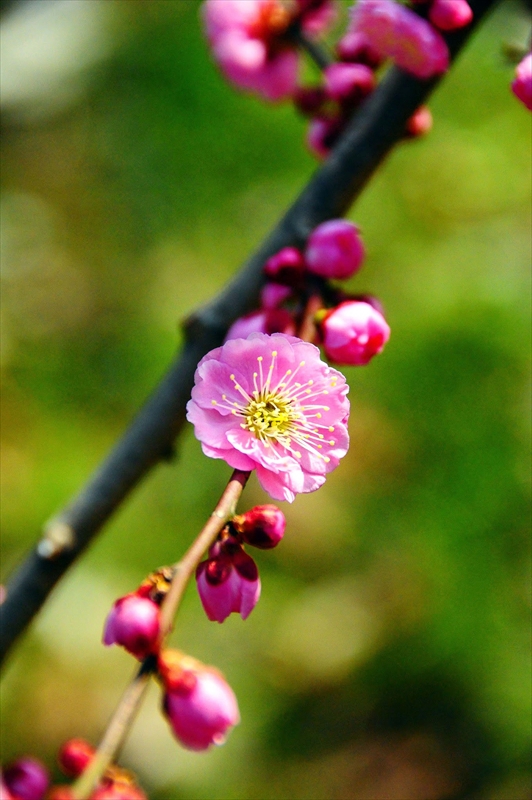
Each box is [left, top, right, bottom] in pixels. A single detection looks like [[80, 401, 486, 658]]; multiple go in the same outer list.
[[0, 0, 498, 668]]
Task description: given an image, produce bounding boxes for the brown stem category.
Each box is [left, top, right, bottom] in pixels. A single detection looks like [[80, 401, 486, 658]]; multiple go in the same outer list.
[[70, 469, 250, 797], [71, 659, 153, 800], [158, 469, 250, 640]]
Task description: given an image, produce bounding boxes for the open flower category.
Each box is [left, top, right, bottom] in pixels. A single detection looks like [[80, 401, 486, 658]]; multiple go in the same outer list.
[[187, 333, 350, 502], [350, 0, 449, 79]]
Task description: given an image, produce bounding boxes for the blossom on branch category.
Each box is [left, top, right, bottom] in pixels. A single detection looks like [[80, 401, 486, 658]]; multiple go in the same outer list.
[[187, 333, 350, 502], [350, 0, 449, 79], [196, 544, 261, 622], [318, 300, 390, 365]]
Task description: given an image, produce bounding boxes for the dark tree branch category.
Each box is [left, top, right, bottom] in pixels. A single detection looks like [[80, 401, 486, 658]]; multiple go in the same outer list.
[[0, 0, 499, 668]]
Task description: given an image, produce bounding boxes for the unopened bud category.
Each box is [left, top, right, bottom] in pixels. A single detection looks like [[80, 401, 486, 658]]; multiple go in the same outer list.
[[103, 593, 160, 660], [232, 505, 286, 549], [58, 738, 94, 778]]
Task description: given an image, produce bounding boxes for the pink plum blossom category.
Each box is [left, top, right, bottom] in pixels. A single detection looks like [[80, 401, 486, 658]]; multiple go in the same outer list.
[[429, 0, 473, 31], [511, 53, 532, 111], [103, 593, 160, 660], [1, 759, 49, 800], [186, 333, 350, 503], [160, 651, 240, 750], [321, 300, 390, 366], [305, 219, 366, 280], [202, 0, 298, 101], [350, 0, 449, 79], [196, 546, 261, 622], [57, 739, 94, 778]]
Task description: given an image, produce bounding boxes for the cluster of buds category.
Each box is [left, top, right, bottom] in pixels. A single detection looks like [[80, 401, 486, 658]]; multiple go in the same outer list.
[[202, 0, 335, 101], [297, 0, 468, 157], [100, 565, 240, 750], [196, 505, 285, 623], [0, 743, 147, 800], [227, 218, 390, 367]]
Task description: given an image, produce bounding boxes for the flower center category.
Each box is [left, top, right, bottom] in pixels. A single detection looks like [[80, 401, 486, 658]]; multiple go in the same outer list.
[[243, 393, 298, 440]]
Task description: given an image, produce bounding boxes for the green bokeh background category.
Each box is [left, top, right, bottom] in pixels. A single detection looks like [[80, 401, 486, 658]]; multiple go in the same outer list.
[[1, 1, 530, 798]]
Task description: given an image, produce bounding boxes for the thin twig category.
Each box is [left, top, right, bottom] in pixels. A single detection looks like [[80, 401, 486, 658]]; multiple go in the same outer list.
[[0, 0, 500, 668], [70, 469, 249, 798], [71, 659, 154, 800]]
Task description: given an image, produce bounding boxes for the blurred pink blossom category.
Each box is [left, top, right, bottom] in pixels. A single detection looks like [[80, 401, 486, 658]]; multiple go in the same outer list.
[[350, 0, 449, 79], [203, 0, 297, 101], [186, 333, 350, 502]]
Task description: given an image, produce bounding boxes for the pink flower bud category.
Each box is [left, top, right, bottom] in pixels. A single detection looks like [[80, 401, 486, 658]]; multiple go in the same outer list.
[[324, 63, 375, 104], [321, 301, 390, 366], [429, 0, 473, 31], [350, 0, 449, 79], [336, 31, 383, 67], [57, 739, 94, 778], [2, 759, 49, 800], [306, 116, 342, 159], [225, 309, 295, 342], [103, 593, 160, 660], [405, 105, 433, 137], [233, 504, 286, 548], [160, 651, 240, 751], [511, 53, 532, 112], [196, 548, 261, 622], [306, 219, 365, 280], [264, 247, 306, 285]]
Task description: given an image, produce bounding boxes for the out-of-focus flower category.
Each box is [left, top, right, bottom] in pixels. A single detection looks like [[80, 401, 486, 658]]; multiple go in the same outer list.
[[429, 0, 473, 31], [305, 219, 365, 280], [201, 0, 295, 101], [186, 333, 350, 502], [319, 300, 390, 365], [350, 0, 449, 79], [233, 504, 286, 548], [1, 759, 49, 800], [225, 308, 295, 341], [102, 593, 160, 660], [159, 650, 240, 751], [196, 545, 261, 622], [511, 52, 532, 111], [57, 739, 94, 778]]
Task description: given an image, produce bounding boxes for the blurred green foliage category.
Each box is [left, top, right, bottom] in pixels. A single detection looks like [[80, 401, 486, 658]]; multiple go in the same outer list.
[[0, 1, 530, 798]]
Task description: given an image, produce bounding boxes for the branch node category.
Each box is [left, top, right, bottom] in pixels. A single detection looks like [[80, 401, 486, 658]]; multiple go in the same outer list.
[[37, 522, 75, 560]]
